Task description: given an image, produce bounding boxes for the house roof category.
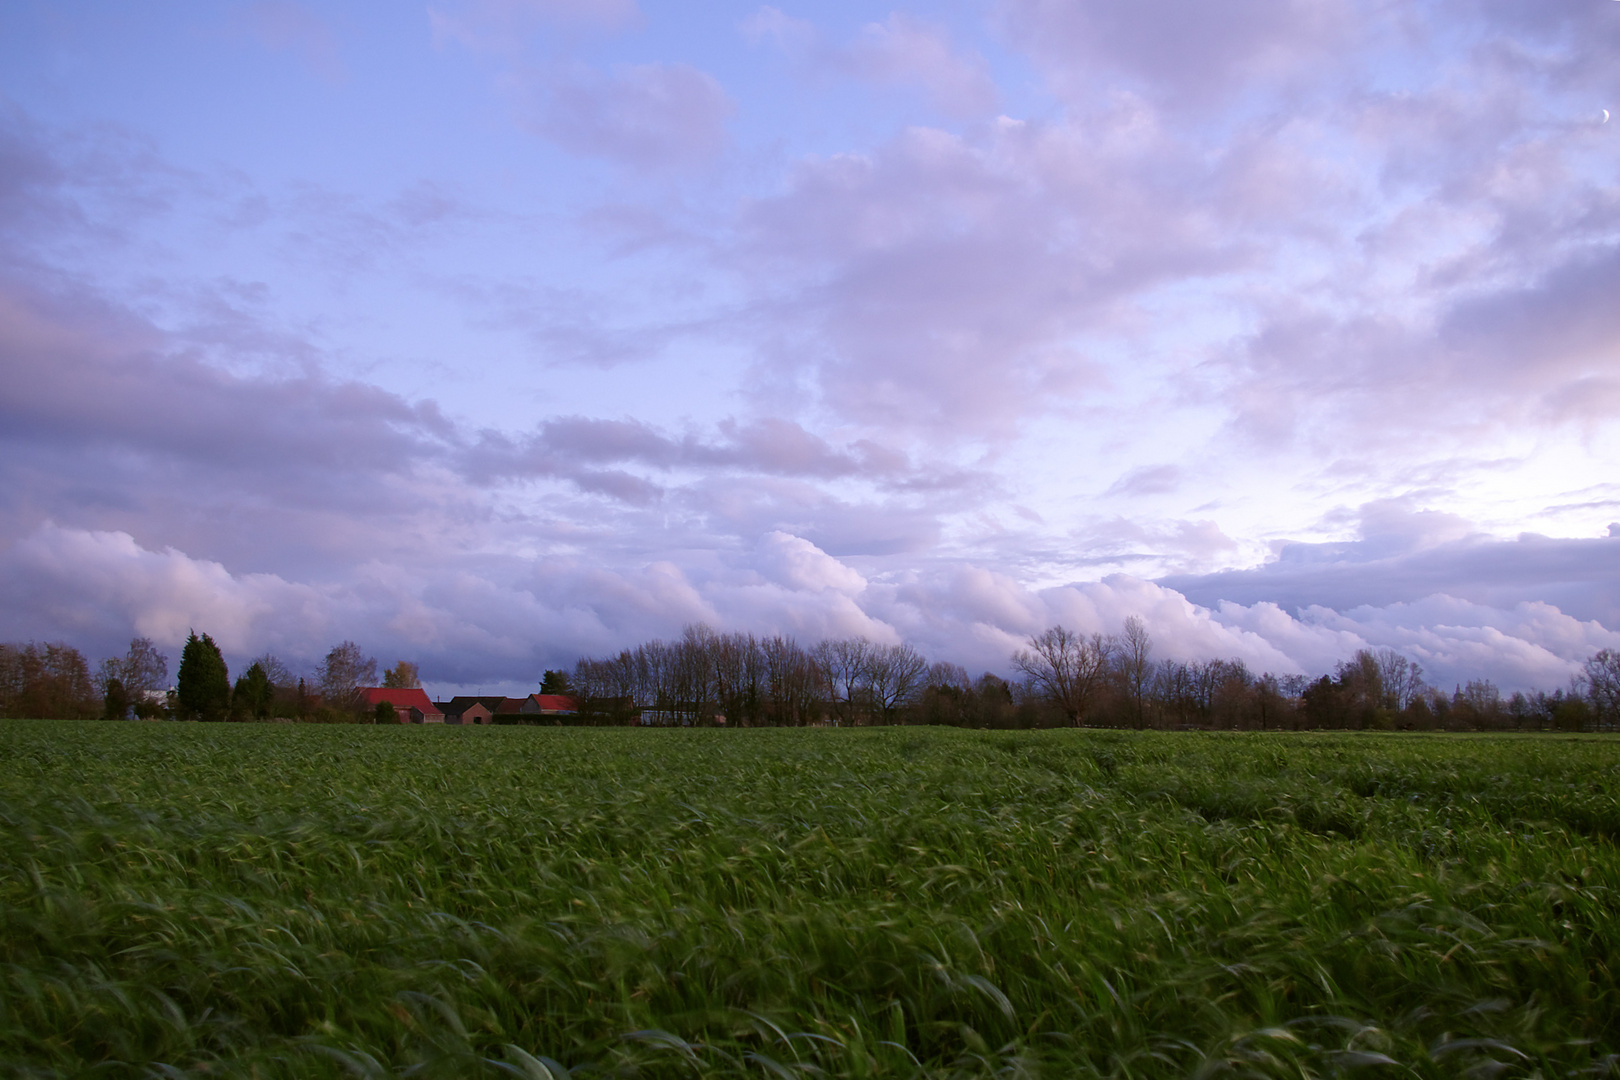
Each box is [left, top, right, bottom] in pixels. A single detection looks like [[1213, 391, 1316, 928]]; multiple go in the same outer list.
[[529, 694, 578, 712], [445, 695, 519, 713], [358, 687, 441, 715]]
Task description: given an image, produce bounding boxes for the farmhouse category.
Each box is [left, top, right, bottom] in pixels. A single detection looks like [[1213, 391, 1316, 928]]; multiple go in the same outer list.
[[522, 693, 578, 719], [358, 687, 443, 724], [439, 700, 493, 725], [435, 694, 580, 723], [438, 695, 521, 724]]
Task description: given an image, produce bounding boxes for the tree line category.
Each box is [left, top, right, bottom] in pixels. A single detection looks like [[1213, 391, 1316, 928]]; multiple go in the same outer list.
[[0, 635, 421, 722], [5, 620, 1619, 731], [567, 619, 1620, 732]]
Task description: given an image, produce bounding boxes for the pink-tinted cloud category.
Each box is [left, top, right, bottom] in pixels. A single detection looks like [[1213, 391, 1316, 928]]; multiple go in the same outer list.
[[430, 0, 641, 51], [238, 2, 345, 82], [844, 14, 999, 117], [461, 415, 976, 501], [1162, 510, 1620, 630], [11, 520, 1610, 694], [5, 6, 1619, 701], [996, 0, 1355, 105], [1106, 464, 1182, 498], [514, 61, 734, 168], [733, 116, 1236, 435], [745, 8, 998, 118]]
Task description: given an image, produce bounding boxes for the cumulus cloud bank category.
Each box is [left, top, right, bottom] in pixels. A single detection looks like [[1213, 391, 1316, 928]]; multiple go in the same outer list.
[[4, 520, 1613, 695], [1, 1, 1617, 694]]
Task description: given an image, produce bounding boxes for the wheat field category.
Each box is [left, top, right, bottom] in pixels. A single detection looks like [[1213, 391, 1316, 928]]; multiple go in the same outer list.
[[2, 721, 1616, 1078]]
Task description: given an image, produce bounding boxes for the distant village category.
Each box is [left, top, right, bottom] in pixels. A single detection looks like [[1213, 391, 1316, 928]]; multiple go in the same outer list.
[[4, 622, 1619, 732], [358, 688, 577, 726], [0, 634, 589, 726]]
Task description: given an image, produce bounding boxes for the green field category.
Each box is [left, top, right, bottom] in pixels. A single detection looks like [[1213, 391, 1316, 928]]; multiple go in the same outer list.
[[2, 723, 1616, 1078]]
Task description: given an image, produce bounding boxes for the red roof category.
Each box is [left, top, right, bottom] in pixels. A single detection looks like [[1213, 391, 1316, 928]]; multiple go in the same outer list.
[[530, 694, 577, 712], [359, 687, 441, 715]]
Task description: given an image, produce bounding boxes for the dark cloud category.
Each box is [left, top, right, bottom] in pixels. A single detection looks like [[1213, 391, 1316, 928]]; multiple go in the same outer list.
[[1441, 242, 1620, 395], [463, 413, 971, 495], [4, 7, 1619, 698], [1162, 526, 1620, 629]]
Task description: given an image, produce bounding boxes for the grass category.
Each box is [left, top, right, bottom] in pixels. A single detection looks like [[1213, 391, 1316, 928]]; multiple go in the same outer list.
[[1, 722, 1617, 1079]]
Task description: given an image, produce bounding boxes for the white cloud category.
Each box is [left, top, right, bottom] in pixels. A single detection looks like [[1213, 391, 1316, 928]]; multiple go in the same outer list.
[[5, 4, 1620, 706], [5, 522, 1610, 694], [756, 530, 867, 595]]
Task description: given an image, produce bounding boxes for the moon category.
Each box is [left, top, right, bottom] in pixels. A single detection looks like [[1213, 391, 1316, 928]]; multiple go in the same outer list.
[[1606, 109, 1612, 124]]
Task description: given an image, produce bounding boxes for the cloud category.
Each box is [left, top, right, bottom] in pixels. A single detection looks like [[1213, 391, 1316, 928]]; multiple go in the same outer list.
[[1106, 464, 1182, 497], [0, 275, 451, 484], [463, 414, 953, 489], [1440, 244, 1620, 407], [738, 7, 814, 50], [6, 10, 1620, 707], [1297, 595, 1616, 693], [733, 114, 1237, 436], [0, 522, 330, 659], [995, 0, 1354, 105], [237, 2, 345, 82], [844, 15, 999, 117], [513, 61, 735, 168], [430, 0, 641, 51], [1161, 502, 1620, 628], [746, 9, 998, 118], [756, 530, 866, 595], [5, 515, 1614, 697]]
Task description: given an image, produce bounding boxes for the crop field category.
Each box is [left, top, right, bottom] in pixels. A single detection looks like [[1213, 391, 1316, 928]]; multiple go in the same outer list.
[[1, 723, 1617, 1079]]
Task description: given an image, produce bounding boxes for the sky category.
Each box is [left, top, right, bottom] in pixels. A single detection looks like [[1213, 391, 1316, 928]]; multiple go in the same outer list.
[[2, 0, 1619, 697]]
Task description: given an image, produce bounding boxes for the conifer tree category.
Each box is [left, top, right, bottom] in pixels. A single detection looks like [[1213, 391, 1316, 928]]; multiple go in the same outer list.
[[232, 661, 273, 720], [176, 631, 230, 721]]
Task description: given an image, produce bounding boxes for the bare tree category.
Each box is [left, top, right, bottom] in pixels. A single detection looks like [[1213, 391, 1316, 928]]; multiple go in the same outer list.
[[1153, 659, 1195, 727], [867, 642, 928, 723], [672, 624, 719, 725], [1116, 617, 1153, 729], [1372, 648, 1425, 710], [815, 637, 872, 725], [713, 632, 764, 726], [1584, 649, 1620, 729], [1011, 625, 1114, 726], [97, 637, 172, 715], [124, 637, 169, 696], [926, 661, 970, 693], [1, 642, 98, 719], [763, 635, 819, 725], [1207, 659, 1255, 728], [250, 653, 294, 692], [318, 641, 376, 712]]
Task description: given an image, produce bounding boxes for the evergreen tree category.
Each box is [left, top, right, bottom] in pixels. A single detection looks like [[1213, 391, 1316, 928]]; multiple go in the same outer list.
[[232, 661, 273, 720], [103, 677, 130, 721], [176, 631, 230, 721]]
